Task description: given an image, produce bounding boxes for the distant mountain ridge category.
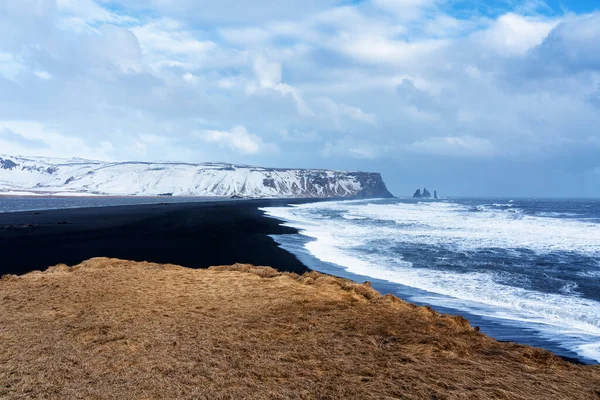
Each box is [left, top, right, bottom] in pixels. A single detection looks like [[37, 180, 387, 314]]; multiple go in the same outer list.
[[0, 155, 393, 199]]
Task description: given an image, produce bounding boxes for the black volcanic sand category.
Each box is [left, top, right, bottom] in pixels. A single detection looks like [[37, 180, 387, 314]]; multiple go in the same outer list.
[[0, 199, 314, 277]]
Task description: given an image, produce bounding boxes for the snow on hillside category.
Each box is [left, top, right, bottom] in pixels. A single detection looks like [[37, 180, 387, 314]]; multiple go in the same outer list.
[[0, 155, 393, 198]]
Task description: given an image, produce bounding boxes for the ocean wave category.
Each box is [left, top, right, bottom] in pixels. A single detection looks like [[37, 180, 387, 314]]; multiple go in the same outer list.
[[470, 205, 523, 214], [261, 198, 600, 362], [341, 213, 368, 220], [559, 281, 581, 296], [333, 201, 596, 255], [537, 211, 583, 217]]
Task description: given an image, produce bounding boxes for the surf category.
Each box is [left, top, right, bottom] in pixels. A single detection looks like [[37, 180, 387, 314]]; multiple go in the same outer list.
[[262, 198, 600, 363]]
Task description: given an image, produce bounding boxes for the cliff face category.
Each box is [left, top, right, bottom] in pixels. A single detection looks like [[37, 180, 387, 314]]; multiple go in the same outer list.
[[0, 155, 393, 198], [1, 258, 599, 399]]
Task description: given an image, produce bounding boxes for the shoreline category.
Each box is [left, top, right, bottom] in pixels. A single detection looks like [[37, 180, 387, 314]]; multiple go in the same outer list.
[[276, 235, 595, 365], [0, 198, 318, 277], [262, 205, 600, 366], [1, 198, 596, 366]]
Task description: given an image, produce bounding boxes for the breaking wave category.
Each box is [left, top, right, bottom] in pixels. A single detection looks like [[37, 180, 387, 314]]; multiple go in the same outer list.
[[262, 198, 600, 363]]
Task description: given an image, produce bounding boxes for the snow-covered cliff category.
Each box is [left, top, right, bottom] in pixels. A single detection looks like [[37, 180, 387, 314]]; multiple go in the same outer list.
[[0, 155, 393, 198]]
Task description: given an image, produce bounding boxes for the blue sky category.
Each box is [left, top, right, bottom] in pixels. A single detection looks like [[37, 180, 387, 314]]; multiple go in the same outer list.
[[0, 0, 599, 196]]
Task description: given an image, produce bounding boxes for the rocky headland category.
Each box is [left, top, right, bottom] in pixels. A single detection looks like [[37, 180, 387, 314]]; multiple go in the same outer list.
[[0, 155, 393, 199]]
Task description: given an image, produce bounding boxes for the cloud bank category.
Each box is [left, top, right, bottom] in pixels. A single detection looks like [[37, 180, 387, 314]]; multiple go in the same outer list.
[[0, 0, 598, 196]]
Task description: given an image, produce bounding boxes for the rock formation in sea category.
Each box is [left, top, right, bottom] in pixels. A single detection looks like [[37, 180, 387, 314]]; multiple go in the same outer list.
[[413, 188, 435, 198]]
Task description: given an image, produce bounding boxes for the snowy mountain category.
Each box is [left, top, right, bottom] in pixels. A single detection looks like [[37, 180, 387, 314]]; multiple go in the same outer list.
[[0, 155, 393, 198]]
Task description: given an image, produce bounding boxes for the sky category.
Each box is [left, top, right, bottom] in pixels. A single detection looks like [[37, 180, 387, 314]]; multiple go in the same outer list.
[[0, 0, 599, 197]]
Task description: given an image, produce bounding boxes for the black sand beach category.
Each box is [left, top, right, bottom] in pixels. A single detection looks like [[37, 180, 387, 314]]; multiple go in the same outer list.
[[0, 199, 313, 277]]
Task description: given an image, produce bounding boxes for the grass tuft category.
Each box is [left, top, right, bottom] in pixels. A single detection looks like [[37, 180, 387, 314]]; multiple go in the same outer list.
[[1, 257, 598, 399]]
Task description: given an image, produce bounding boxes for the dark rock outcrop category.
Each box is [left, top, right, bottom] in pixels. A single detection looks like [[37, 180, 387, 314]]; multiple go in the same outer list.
[[413, 188, 436, 199], [0, 158, 17, 170], [350, 172, 393, 198]]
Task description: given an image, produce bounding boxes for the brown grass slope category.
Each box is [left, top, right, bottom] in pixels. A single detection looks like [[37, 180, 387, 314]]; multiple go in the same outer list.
[[1, 258, 599, 400]]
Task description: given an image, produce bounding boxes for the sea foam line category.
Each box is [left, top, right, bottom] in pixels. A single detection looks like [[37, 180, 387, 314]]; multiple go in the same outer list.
[[261, 200, 600, 362]]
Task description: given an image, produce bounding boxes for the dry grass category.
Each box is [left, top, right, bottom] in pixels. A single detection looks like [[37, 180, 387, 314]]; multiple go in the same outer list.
[[1, 258, 599, 400]]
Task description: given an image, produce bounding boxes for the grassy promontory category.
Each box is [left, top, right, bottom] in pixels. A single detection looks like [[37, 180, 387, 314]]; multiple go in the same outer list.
[[1, 258, 599, 399]]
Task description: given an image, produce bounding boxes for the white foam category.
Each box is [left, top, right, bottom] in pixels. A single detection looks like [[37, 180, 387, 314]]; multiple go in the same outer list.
[[262, 199, 600, 362], [301, 200, 600, 256], [576, 343, 600, 362], [559, 282, 580, 296], [579, 270, 600, 279], [537, 211, 582, 217]]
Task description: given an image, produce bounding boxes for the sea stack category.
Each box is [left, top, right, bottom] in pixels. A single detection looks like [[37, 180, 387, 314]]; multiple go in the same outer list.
[[413, 188, 433, 198]]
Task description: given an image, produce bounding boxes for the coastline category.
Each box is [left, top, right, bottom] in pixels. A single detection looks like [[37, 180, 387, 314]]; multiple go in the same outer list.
[[271, 231, 594, 365], [2, 197, 597, 366], [261, 201, 600, 366], [0, 198, 317, 277]]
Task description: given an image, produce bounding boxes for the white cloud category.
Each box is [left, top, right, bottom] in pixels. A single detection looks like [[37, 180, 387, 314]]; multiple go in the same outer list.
[[396, 78, 442, 114], [322, 136, 386, 159], [0, 121, 114, 160], [182, 72, 198, 83], [472, 13, 558, 55], [33, 71, 53, 80], [90, 25, 143, 72], [334, 34, 446, 66], [315, 97, 377, 127], [0, 0, 598, 195], [253, 56, 282, 88], [278, 128, 321, 142], [423, 14, 484, 37], [408, 136, 497, 157], [137, 133, 170, 146], [339, 104, 377, 124], [217, 77, 238, 89], [250, 56, 313, 116], [132, 20, 215, 55], [130, 19, 218, 72], [199, 125, 279, 155], [525, 13, 600, 75]]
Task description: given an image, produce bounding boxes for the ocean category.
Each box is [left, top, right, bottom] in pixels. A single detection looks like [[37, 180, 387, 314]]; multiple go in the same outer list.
[[262, 197, 600, 365]]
